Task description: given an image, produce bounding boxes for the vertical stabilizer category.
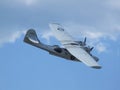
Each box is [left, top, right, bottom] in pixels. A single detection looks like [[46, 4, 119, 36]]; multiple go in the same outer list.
[[24, 29, 40, 44]]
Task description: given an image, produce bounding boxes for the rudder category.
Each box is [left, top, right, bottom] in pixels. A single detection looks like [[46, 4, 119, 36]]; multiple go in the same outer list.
[[24, 29, 40, 44]]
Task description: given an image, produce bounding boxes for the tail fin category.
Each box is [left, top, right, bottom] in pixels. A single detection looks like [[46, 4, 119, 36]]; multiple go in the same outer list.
[[24, 29, 40, 44], [24, 29, 51, 52]]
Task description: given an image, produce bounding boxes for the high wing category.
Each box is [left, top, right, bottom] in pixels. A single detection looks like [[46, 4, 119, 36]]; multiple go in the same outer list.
[[49, 23, 101, 69]]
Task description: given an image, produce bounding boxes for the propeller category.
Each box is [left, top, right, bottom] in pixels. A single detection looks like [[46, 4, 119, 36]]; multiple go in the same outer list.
[[90, 47, 94, 51], [82, 37, 86, 46], [86, 46, 94, 53], [81, 37, 94, 52]]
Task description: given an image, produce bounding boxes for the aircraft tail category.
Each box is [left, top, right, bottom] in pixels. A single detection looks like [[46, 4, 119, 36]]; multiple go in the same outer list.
[[24, 29, 52, 52], [24, 29, 41, 45]]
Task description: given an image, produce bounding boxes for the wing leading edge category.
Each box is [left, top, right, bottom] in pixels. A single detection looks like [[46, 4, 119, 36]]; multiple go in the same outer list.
[[49, 23, 101, 69]]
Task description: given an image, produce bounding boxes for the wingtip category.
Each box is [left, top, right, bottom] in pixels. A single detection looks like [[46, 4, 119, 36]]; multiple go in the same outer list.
[[91, 66, 102, 69]]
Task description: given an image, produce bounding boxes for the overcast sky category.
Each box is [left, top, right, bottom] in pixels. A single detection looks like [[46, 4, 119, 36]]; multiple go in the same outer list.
[[0, 0, 120, 90]]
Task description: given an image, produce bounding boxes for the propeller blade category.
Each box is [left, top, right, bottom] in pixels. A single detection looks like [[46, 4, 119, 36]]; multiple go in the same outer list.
[[83, 37, 87, 45], [90, 47, 94, 51]]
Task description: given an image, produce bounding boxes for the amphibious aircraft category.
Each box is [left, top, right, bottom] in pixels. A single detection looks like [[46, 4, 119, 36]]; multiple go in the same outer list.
[[24, 23, 101, 69]]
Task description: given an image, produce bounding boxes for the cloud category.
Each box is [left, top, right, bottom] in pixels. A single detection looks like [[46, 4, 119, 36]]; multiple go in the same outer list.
[[40, 28, 104, 53], [64, 22, 120, 40], [106, 0, 120, 10], [95, 43, 107, 53], [0, 30, 26, 47], [41, 30, 54, 44], [18, 0, 39, 6], [0, 0, 39, 6], [39, 15, 120, 51], [63, 22, 120, 52], [40, 21, 120, 53]]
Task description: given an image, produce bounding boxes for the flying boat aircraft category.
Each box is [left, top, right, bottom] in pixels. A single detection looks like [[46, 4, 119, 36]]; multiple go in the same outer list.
[[24, 23, 101, 69]]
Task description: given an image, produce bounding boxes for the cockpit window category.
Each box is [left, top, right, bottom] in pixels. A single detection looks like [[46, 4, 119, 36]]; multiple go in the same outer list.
[[57, 27, 64, 31]]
